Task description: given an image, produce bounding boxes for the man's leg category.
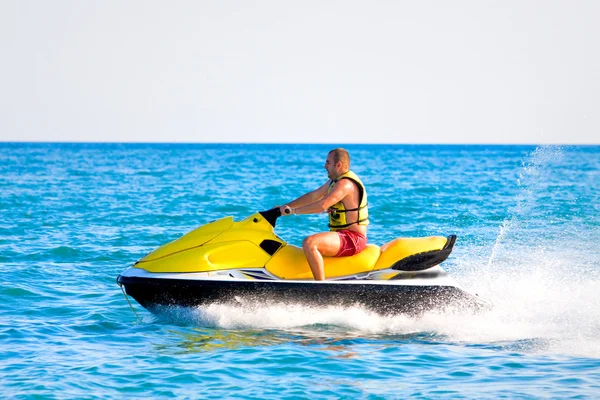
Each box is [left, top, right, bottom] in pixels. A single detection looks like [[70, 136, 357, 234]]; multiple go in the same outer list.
[[302, 232, 341, 281]]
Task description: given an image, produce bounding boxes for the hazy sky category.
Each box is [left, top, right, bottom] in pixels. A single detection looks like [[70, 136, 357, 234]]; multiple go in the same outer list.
[[1, 1, 598, 144]]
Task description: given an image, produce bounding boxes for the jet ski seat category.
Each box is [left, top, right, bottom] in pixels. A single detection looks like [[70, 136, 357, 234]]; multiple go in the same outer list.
[[265, 244, 381, 280]]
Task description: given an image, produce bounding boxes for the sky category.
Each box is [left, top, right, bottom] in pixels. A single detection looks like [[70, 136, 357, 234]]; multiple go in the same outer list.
[[1, 1, 598, 144]]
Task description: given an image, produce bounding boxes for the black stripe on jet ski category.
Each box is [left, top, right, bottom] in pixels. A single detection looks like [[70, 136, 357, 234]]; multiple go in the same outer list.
[[390, 270, 446, 280], [240, 271, 276, 280], [332, 276, 361, 281]]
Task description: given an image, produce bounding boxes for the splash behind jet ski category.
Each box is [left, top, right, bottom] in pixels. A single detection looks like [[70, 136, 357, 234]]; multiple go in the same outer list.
[[117, 208, 490, 315]]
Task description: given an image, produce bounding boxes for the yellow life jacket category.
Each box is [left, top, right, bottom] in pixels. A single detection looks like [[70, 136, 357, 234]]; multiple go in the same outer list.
[[327, 170, 369, 231]]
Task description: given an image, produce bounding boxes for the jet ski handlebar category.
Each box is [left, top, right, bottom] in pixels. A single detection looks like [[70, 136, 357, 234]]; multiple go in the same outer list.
[[259, 207, 287, 227]]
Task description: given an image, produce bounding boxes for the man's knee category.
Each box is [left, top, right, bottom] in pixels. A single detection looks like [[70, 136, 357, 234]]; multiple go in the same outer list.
[[302, 235, 318, 250]]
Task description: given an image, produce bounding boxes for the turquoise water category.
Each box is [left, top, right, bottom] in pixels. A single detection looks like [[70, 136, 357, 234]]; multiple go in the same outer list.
[[1, 143, 599, 398]]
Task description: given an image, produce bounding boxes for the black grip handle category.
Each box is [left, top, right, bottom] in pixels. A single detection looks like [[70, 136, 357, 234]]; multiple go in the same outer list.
[[259, 207, 282, 227]]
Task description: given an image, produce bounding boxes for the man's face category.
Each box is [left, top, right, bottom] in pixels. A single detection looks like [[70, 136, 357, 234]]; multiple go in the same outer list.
[[324, 153, 338, 180]]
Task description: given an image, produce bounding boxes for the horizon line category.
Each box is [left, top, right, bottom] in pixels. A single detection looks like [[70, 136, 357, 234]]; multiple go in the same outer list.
[[1, 141, 598, 146]]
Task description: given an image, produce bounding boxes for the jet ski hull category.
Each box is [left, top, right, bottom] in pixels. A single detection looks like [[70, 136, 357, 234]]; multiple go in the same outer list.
[[117, 274, 488, 316]]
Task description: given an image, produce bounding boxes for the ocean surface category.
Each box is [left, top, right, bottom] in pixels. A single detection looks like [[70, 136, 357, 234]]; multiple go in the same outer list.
[[1, 143, 599, 399]]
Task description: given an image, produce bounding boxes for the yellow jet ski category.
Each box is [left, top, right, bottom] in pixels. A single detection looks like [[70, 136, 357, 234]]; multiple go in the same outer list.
[[117, 208, 489, 315]]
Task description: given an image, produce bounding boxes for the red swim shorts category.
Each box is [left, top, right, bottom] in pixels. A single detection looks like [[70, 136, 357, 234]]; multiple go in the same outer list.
[[336, 229, 368, 257]]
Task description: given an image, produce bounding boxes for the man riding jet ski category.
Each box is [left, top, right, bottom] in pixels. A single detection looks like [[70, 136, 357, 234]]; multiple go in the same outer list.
[[279, 148, 370, 281], [117, 149, 490, 315]]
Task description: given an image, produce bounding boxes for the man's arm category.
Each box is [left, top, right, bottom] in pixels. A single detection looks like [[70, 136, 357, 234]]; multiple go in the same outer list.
[[284, 180, 352, 215], [286, 181, 331, 208]]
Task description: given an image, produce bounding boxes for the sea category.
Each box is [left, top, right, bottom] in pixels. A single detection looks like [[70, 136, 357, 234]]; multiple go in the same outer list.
[[1, 143, 599, 399]]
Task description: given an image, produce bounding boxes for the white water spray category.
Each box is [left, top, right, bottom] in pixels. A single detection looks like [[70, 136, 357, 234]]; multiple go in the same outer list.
[[486, 145, 564, 268]]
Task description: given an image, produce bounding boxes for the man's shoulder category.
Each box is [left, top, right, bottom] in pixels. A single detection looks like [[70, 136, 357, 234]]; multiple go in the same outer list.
[[334, 177, 360, 192]]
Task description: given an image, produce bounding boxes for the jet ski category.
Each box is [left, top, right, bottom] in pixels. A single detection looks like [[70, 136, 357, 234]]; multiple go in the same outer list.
[[117, 208, 490, 315]]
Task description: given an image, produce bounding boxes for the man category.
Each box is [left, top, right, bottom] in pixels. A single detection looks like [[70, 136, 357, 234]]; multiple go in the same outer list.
[[280, 148, 369, 281]]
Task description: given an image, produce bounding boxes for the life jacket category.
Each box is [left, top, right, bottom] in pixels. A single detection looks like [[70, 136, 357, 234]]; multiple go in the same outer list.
[[327, 170, 369, 231]]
